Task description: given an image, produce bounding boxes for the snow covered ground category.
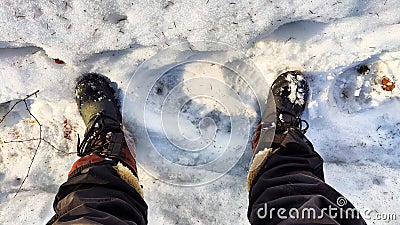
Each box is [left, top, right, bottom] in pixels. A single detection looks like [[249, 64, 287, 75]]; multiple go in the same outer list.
[[1, 0, 400, 224]]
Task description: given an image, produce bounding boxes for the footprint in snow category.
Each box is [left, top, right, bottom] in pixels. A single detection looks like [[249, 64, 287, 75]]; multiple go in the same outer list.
[[333, 54, 400, 113]]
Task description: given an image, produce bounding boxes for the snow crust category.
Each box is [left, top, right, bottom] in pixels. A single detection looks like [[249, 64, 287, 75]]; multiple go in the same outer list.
[[285, 72, 306, 106], [1, 0, 400, 224]]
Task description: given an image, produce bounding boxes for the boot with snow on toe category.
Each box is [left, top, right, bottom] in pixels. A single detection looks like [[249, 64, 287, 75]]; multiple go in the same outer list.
[[69, 73, 142, 196]]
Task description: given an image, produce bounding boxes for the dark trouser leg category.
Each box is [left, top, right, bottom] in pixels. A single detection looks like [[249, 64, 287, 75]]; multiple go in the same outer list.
[[248, 130, 366, 225], [47, 161, 147, 225]]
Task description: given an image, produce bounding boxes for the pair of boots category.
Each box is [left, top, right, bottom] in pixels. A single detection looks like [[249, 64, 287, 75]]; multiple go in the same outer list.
[[70, 71, 310, 192]]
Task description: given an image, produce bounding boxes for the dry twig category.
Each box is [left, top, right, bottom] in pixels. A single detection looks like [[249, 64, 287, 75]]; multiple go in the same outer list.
[[0, 90, 44, 197], [0, 90, 39, 124], [13, 99, 43, 197]]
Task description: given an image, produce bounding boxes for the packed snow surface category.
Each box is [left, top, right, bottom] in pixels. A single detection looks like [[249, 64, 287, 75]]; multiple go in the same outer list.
[[1, 0, 400, 224]]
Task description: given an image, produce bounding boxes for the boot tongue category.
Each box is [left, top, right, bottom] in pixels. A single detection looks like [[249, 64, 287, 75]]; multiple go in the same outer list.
[[84, 115, 122, 138], [84, 114, 122, 136], [79, 98, 122, 126]]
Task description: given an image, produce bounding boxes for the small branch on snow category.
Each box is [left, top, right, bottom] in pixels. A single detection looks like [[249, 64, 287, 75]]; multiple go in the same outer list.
[[14, 11, 26, 19], [163, 1, 174, 9], [332, 1, 342, 6], [0, 90, 42, 197], [369, 12, 380, 17], [0, 90, 39, 124], [0, 90, 76, 197], [65, 1, 73, 9], [13, 98, 43, 198], [4, 138, 76, 155], [93, 28, 99, 36]]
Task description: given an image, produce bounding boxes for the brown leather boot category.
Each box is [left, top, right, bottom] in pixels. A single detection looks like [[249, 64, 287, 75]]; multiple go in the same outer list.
[[248, 71, 311, 191], [69, 73, 142, 196]]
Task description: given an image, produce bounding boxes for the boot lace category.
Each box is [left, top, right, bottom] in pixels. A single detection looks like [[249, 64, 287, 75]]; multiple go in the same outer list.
[[77, 113, 122, 157], [277, 111, 309, 133]]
